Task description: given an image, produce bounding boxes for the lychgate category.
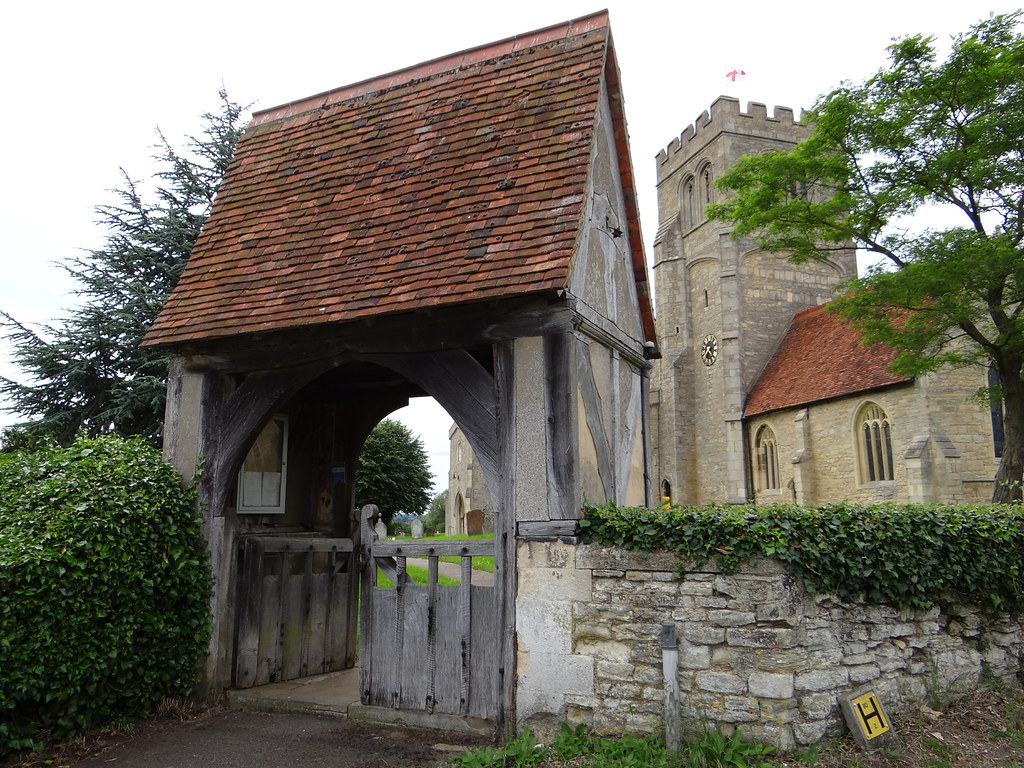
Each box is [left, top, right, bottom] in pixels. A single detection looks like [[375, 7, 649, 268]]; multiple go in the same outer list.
[[144, 11, 657, 736]]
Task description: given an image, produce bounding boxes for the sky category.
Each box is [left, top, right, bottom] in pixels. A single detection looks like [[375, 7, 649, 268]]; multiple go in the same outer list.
[[0, 0, 1018, 494]]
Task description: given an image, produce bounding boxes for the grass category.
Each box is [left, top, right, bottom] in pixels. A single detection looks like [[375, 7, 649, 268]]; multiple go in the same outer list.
[[376, 564, 460, 588], [392, 533, 496, 573]]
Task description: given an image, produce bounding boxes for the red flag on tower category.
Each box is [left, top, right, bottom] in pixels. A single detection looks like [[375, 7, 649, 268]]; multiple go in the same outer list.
[[726, 68, 747, 82]]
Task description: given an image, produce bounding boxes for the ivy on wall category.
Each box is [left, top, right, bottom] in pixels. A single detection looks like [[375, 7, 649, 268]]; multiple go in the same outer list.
[[578, 503, 1024, 614]]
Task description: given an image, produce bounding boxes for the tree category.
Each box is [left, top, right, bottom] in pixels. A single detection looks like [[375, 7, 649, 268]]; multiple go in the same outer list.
[[355, 418, 433, 526], [709, 13, 1024, 502], [0, 91, 245, 446], [423, 489, 448, 534]]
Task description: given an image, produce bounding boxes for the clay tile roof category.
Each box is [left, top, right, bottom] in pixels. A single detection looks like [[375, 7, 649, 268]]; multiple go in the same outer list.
[[744, 304, 912, 417], [144, 11, 652, 348]]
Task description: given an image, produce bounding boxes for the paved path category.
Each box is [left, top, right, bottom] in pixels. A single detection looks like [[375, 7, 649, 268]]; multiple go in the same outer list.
[[70, 708, 487, 768]]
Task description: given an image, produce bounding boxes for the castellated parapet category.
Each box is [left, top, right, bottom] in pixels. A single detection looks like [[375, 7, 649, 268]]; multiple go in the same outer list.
[[656, 96, 808, 184]]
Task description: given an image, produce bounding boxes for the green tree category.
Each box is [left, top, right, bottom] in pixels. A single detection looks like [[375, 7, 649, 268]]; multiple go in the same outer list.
[[423, 489, 448, 534], [356, 418, 433, 526], [710, 13, 1024, 502], [0, 91, 245, 446]]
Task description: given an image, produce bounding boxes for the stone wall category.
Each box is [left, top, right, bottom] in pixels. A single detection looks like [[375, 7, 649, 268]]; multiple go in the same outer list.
[[747, 364, 999, 506], [515, 540, 1024, 750]]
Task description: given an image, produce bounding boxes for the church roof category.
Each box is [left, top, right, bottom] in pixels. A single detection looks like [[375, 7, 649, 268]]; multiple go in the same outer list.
[[744, 304, 912, 417], [143, 12, 654, 349]]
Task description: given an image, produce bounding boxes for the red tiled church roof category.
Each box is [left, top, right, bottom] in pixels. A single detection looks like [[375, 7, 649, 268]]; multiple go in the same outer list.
[[744, 304, 912, 417], [144, 12, 654, 348]]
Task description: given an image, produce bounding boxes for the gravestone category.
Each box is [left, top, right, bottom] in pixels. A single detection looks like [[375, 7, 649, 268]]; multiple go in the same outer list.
[[374, 520, 388, 541], [466, 509, 485, 536], [411, 518, 424, 539]]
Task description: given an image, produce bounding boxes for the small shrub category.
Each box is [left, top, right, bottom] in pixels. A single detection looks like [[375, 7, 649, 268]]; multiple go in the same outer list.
[[0, 435, 212, 755]]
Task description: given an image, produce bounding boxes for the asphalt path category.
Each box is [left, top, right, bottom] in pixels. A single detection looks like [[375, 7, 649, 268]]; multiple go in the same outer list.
[[67, 708, 489, 768]]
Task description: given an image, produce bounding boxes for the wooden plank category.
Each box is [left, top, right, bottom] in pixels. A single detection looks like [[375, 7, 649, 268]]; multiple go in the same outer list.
[[306, 569, 330, 675], [393, 557, 408, 707], [257, 537, 354, 553], [577, 345, 614, 493], [399, 587, 430, 710], [368, 588, 400, 708], [433, 587, 462, 714], [373, 540, 494, 558], [272, 552, 289, 682], [573, 302, 648, 367], [517, 520, 579, 539], [495, 339, 517, 736], [299, 551, 314, 678], [458, 556, 472, 715], [325, 550, 350, 671], [255, 572, 279, 686], [358, 505, 377, 704], [426, 556, 439, 713], [183, 294, 575, 374], [281, 569, 305, 681], [233, 537, 265, 688], [345, 534, 360, 669], [469, 585, 498, 719], [545, 333, 579, 520]]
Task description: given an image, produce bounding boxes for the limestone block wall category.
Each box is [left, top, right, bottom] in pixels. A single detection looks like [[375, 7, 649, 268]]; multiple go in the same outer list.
[[515, 541, 1024, 749], [748, 368, 1000, 505]]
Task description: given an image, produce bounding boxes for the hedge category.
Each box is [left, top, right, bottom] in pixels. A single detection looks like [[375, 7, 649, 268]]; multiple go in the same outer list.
[[0, 436, 212, 755], [578, 502, 1024, 614]]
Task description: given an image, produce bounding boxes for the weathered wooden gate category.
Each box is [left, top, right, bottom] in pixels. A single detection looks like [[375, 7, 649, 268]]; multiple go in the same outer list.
[[233, 535, 357, 687], [358, 505, 500, 720]]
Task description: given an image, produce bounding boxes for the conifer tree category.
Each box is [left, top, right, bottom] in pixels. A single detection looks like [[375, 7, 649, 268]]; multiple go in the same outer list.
[[1, 91, 245, 446]]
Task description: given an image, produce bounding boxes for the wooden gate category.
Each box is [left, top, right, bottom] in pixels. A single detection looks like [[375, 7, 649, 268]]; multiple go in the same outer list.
[[234, 535, 357, 688], [359, 505, 499, 721]]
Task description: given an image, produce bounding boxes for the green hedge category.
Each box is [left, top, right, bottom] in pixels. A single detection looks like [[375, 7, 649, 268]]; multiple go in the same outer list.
[[0, 436, 212, 755], [578, 502, 1024, 614]]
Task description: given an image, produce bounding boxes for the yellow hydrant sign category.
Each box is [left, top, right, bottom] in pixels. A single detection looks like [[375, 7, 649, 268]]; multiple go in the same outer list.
[[840, 689, 893, 750]]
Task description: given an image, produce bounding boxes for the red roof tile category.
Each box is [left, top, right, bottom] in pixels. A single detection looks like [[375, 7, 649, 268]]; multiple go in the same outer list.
[[144, 12, 654, 348], [744, 304, 912, 417]]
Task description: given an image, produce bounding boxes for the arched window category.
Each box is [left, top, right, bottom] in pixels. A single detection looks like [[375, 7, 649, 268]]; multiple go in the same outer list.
[[661, 479, 672, 506], [857, 403, 894, 482], [755, 425, 780, 491], [683, 177, 695, 229]]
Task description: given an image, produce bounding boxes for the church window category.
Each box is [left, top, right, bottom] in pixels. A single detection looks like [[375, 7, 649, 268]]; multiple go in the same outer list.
[[755, 425, 780, 491], [701, 165, 713, 211], [683, 177, 695, 229], [661, 479, 672, 506], [857, 403, 894, 482]]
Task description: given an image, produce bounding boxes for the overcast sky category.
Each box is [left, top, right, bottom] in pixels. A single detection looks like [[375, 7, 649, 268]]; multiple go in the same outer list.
[[1, 1, 1017, 493]]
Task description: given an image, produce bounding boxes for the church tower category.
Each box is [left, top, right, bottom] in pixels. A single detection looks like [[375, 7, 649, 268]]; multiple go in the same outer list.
[[650, 97, 857, 505]]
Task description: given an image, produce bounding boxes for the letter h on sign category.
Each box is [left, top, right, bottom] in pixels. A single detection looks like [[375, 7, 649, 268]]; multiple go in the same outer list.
[[852, 692, 889, 739]]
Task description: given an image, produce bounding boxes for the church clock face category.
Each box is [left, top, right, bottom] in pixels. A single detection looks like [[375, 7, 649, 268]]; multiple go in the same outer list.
[[700, 334, 719, 366]]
